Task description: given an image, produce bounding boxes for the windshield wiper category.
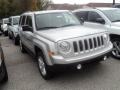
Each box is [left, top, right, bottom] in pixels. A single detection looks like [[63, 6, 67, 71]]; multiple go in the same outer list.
[[60, 24, 79, 27], [112, 20, 120, 22], [38, 27, 59, 30]]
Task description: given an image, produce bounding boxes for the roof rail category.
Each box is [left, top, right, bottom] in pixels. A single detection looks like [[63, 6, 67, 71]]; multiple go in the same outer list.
[[82, 6, 96, 9]]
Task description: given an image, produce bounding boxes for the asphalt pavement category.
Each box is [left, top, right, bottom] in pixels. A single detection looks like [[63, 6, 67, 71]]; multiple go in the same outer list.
[[1, 36, 120, 90]]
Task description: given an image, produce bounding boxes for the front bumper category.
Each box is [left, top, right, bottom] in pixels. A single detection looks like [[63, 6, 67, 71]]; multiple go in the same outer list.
[[3, 28, 8, 32], [14, 32, 19, 38], [51, 42, 113, 65]]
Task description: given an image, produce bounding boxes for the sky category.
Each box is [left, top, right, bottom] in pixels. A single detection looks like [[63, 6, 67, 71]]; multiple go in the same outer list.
[[52, 0, 120, 4]]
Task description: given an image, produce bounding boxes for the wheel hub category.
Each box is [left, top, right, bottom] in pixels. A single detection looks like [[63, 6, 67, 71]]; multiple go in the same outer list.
[[38, 57, 47, 76], [112, 41, 120, 58]]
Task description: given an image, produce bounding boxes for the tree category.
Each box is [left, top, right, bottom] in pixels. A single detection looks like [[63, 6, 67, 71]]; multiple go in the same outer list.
[[30, 0, 51, 11], [0, 0, 51, 19], [0, 0, 10, 18]]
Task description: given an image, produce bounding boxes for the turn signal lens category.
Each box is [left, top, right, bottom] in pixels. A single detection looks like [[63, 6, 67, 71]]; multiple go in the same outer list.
[[48, 51, 55, 57]]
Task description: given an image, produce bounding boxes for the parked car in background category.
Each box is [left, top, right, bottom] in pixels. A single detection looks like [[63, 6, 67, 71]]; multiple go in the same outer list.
[[1, 18, 9, 36], [73, 8, 120, 59], [19, 10, 112, 80], [113, 4, 120, 8], [0, 43, 8, 83], [0, 20, 2, 35], [8, 16, 20, 45]]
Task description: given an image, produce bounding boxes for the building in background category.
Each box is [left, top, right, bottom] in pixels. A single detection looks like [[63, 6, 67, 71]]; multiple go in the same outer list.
[[47, 4, 84, 10], [47, 3, 116, 10], [86, 3, 113, 7]]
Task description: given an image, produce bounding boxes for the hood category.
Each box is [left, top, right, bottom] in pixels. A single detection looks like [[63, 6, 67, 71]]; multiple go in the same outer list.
[[14, 25, 18, 28], [13, 25, 19, 32], [36, 25, 106, 42], [111, 22, 120, 27]]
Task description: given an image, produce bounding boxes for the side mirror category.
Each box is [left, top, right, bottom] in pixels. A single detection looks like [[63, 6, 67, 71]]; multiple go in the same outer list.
[[96, 18, 105, 24], [7, 22, 11, 26], [79, 18, 84, 25], [22, 25, 33, 32]]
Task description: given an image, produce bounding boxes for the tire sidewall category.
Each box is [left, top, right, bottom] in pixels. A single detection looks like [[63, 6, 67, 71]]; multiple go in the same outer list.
[[37, 52, 51, 80], [20, 40, 25, 53], [111, 38, 120, 59]]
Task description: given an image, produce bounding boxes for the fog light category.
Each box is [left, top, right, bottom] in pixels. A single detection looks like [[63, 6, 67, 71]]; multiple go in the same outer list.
[[77, 64, 82, 70], [103, 56, 107, 61]]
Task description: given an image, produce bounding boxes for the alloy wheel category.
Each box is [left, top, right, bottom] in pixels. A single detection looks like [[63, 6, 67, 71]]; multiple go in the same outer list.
[[38, 56, 47, 76], [112, 41, 120, 58]]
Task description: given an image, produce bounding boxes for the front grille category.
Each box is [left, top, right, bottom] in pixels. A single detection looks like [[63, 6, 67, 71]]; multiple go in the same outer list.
[[73, 36, 105, 53]]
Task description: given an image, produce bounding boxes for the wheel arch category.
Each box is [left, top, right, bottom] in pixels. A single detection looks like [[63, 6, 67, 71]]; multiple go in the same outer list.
[[34, 45, 53, 66], [109, 34, 120, 40]]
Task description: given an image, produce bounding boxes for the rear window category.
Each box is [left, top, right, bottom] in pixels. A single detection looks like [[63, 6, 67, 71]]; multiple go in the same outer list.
[[3, 19, 8, 24], [74, 11, 88, 21], [13, 17, 20, 25]]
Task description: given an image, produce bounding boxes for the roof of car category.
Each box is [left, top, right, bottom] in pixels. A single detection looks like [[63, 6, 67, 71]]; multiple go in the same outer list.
[[9, 16, 20, 19], [22, 10, 69, 15], [96, 7, 119, 10], [73, 7, 119, 12], [10, 15, 20, 18], [2, 18, 8, 20]]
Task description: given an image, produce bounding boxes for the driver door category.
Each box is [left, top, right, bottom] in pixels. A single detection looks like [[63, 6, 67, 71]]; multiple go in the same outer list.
[[23, 16, 34, 53]]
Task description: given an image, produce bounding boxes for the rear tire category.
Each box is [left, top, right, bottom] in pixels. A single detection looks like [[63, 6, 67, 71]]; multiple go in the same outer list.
[[8, 33, 12, 39], [37, 52, 53, 80], [13, 36, 19, 45], [20, 40, 26, 53]]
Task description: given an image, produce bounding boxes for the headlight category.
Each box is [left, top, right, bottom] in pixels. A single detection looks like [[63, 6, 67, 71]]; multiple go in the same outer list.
[[58, 41, 71, 53], [103, 33, 109, 42], [103, 34, 107, 38]]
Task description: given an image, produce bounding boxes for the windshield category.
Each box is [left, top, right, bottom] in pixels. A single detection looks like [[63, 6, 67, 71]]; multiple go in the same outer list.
[[35, 12, 80, 30], [13, 17, 20, 25], [3, 19, 8, 24], [102, 9, 120, 22]]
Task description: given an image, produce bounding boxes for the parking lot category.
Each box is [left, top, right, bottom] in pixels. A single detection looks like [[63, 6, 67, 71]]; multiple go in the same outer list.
[[0, 36, 120, 90]]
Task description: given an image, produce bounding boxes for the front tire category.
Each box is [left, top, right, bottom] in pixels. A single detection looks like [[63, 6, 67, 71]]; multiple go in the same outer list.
[[13, 36, 19, 45], [111, 38, 120, 59], [4, 31, 8, 36], [37, 52, 53, 80], [8, 32, 12, 39]]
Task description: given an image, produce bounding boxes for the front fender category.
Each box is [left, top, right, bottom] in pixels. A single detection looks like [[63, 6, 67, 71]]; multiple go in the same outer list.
[[34, 39, 54, 66]]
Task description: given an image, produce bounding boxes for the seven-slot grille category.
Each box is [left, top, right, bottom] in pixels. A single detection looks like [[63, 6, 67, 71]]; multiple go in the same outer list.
[[73, 36, 104, 53]]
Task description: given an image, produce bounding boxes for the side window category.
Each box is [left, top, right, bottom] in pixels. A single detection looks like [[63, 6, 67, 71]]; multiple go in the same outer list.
[[19, 16, 22, 25], [115, 5, 120, 8], [21, 16, 26, 26], [75, 11, 88, 21], [26, 16, 32, 27], [9, 18, 12, 25], [88, 11, 102, 23]]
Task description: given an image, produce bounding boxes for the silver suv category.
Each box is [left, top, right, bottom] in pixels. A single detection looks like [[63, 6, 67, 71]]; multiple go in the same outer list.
[[73, 8, 120, 59], [19, 10, 113, 80], [1, 18, 9, 36], [8, 16, 20, 45]]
